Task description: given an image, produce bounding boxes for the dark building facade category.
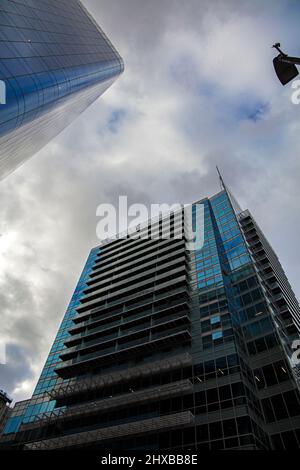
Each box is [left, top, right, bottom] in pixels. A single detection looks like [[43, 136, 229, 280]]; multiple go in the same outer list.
[[0, 390, 12, 434], [0, 0, 124, 179], [1, 185, 300, 450]]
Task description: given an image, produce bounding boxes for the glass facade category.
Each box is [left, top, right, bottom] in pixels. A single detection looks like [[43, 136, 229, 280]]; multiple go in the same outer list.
[[0, 0, 124, 179], [1, 188, 300, 450], [2, 247, 99, 433], [0, 390, 12, 433]]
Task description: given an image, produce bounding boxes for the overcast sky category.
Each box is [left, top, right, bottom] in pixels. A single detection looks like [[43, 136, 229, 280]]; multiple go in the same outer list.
[[1, 0, 300, 402]]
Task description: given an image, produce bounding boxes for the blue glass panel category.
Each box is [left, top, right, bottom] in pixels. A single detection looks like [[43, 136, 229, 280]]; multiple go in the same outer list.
[[211, 315, 221, 325], [3, 416, 22, 435], [0, 0, 124, 179], [212, 331, 223, 341]]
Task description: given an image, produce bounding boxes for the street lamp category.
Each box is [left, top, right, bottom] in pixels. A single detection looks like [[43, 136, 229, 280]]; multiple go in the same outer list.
[[272, 43, 300, 85]]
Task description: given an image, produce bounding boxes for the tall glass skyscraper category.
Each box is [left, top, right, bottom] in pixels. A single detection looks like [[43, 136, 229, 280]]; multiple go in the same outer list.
[[0, 390, 12, 434], [0, 0, 124, 179], [1, 183, 300, 450]]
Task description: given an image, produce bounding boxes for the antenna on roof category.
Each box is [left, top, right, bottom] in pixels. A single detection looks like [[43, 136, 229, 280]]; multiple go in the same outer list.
[[216, 166, 225, 191], [216, 166, 243, 214]]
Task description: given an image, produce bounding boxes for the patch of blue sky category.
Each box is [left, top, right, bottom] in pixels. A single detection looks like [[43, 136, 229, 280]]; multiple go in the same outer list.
[[107, 108, 127, 133], [235, 100, 270, 123]]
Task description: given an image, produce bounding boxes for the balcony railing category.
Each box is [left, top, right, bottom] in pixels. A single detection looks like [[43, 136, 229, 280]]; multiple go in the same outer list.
[[76, 274, 189, 315], [55, 330, 192, 379], [87, 253, 187, 290], [85, 256, 187, 295], [90, 245, 186, 281], [72, 286, 190, 327], [65, 301, 190, 347], [62, 313, 190, 360], [81, 265, 188, 306], [24, 411, 195, 450], [21, 380, 193, 431], [48, 353, 193, 400]]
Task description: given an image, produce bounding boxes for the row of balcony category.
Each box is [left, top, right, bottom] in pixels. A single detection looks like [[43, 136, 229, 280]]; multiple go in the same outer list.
[[95, 225, 186, 266], [75, 277, 190, 318], [85, 254, 187, 294], [71, 286, 191, 335], [97, 212, 186, 258], [24, 411, 195, 450], [80, 265, 188, 306], [92, 238, 186, 276], [55, 329, 192, 379], [61, 314, 191, 361], [243, 218, 299, 338], [49, 352, 193, 400], [65, 301, 190, 347], [21, 380, 193, 431], [89, 242, 187, 283]]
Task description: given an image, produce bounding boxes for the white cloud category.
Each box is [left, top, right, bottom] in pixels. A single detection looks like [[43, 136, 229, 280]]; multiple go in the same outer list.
[[1, 0, 300, 400]]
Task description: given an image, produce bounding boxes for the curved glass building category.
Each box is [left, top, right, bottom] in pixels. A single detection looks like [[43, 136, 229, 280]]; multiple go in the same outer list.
[[0, 0, 124, 179]]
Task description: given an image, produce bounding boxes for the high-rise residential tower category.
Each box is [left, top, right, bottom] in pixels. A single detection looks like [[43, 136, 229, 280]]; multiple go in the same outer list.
[[0, 0, 124, 179], [0, 390, 12, 434], [1, 182, 300, 450]]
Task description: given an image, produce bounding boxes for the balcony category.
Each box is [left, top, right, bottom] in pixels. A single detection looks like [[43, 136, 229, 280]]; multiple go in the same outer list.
[[22, 380, 193, 431], [271, 292, 285, 303], [76, 277, 189, 317], [85, 256, 187, 295], [251, 247, 264, 256], [95, 219, 186, 262], [92, 239, 185, 275], [60, 323, 191, 362], [72, 285, 190, 327], [64, 303, 190, 349], [49, 353, 193, 400], [81, 265, 188, 306], [261, 271, 276, 283], [55, 330, 192, 379], [24, 411, 195, 450], [87, 251, 187, 289], [76, 272, 189, 315], [90, 245, 186, 282], [95, 236, 185, 266], [254, 254, 269, 264]]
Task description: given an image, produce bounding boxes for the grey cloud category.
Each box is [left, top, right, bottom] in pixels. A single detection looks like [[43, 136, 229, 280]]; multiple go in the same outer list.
[[0, 345, 35, 399], [0, 0, 299, 401]]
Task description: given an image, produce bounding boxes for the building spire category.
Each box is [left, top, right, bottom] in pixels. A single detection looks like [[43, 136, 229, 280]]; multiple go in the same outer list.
[[216, 166, 243, 214], [216, 166, 226, 191]]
